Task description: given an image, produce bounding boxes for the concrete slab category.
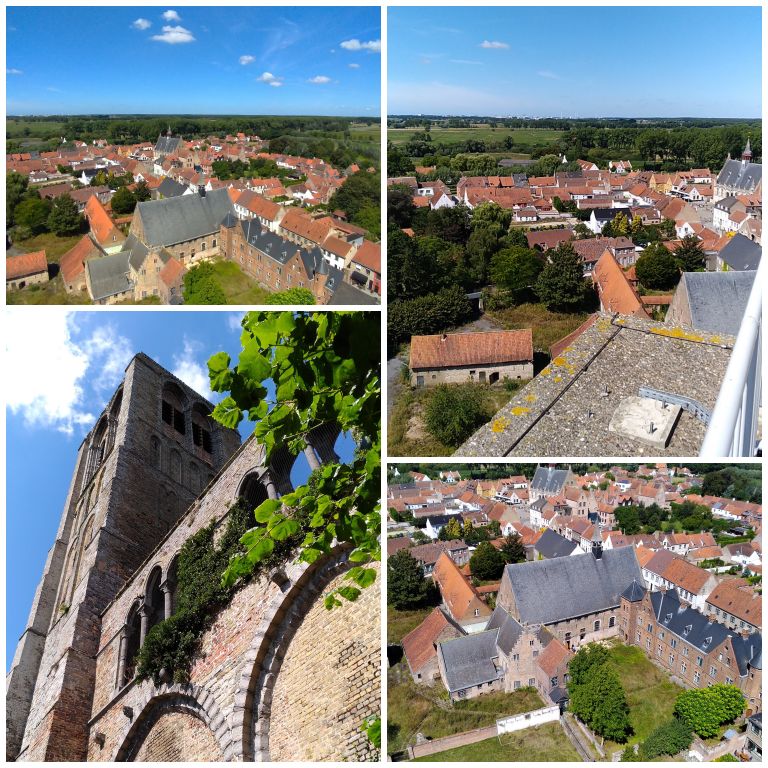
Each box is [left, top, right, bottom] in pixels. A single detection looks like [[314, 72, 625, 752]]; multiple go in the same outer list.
[[608, 396, 681, 449]]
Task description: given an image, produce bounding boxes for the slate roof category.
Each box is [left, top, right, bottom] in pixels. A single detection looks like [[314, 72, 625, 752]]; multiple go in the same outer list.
[[716, 159, 762, 193], [534, 528, 580, 559], [156, 177, 188, 198], [86, 252, 132, 301], [154, 134, 182, 157], [410, 330, 533, 370], [502, 546, 642, 624], [531, 466, 570, 494], [327, 280, 379, 305], [678, 270, 755, 336], [135, 188, 234, 247], [718, 234, 762, 271], [621, 579, 647, 602], [437, 630, 502, 692], [650, 589, 762, 676]]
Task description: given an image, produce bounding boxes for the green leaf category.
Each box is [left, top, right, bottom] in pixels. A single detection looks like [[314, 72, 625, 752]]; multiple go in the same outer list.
[[324, 592, 342, 610], [253, 498, 282, 523], [238, 343, 272, 383], [208, 351, 233, 392], [347, 567, 377, 589], [337, 585, 361, 602], [211, 397, 242, 429], [243, 535, 275, 563], [270, 517, 300, 541]]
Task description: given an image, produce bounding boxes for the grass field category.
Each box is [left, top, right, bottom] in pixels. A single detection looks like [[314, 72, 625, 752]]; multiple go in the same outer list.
[[6, 276, 91, 305], [603, 642, 683, 750], [7, 119, 67, 139], [201, 260, 275, 305], [487, 303, 593, 354], [387, 126, 564, 147], [11, 232, 84, 264], [411, 722, 582, 762], [388, 665, 545, 754], [388, 607, 435, 645], [388, 382, 518, 457]]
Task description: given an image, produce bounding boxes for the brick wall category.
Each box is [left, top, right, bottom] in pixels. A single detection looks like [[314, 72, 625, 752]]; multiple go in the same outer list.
[[132, 711, 222, 761]]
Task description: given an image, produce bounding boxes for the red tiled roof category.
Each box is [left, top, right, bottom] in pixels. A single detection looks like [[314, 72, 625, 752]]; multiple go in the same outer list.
[[537, 637, 572, 676], [352, 240, 381, 274], [6, 250, 47, 280], [159, 257, 186, 287], [60, 236, 101, 284], [402, 607, 461, 674], [85, 195, 125, 247], [593, 251, 649, 317], [410, 330, 533, 370]]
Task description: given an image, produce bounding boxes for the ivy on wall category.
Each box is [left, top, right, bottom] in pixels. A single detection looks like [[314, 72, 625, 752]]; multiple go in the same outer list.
[[136, 498, 303, 684]]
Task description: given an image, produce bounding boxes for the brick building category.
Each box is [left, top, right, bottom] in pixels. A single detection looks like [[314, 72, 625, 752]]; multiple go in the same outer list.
[[620, 584, 762, 715], [6, 354, 381, 762]]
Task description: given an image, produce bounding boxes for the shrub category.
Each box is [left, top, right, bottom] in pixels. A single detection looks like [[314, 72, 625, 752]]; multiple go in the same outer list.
[[674, 684, 745, 739], [640, 717, 693, 759], [424, 385, 489, 446]]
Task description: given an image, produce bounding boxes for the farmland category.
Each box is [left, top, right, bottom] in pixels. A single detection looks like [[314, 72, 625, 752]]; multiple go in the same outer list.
[[387, 126, 564, 148]]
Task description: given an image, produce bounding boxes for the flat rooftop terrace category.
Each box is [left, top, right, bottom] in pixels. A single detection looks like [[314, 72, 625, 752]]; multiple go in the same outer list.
[[455, 313, 735, 457]]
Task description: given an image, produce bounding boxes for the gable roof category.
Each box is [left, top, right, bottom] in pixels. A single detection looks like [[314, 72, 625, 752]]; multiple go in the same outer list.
[[60, 235, 102, 284], [410, 330, 533, 370], [134, 188, 234, 247], [593, 251, 649, 317], [85, 195, 125, 248], [6, 250, 47, 280], [678, 270, 756, 336], [402, 607, 464, 675], [718, 234, 762, 271], [154, 134, 182, 156], [156, 177, 188, 198], [531, 466, 570, 494], [437, 630, 502, 692], [433, 552, 487, 622], [716, 158, 761, 192], [86, 252, 131, 301], [535, 528, 580, 558], [352, 240, 381, 273], [503, 546, 642, 624], [705, 578, 762, 628]]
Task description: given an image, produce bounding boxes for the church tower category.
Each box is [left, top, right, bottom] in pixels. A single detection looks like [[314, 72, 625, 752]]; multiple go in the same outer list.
[[6, 354, 241, 761], [742, 138, 753, 165]]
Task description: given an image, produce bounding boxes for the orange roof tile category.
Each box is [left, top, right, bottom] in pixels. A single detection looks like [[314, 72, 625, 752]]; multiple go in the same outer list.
[[705, 578, 762, 627], [402, 607, 462, 674], [410, 329, 533, 370], [352, 241, 381, 273], [85, 195, 125, 248], [159, 257, 186, 287], [6, 250, 47, 280], [60, 236, 101, 284], [433, 552, 487, 622], [593, 251, 649, 317], [537, 637, 572, 676]]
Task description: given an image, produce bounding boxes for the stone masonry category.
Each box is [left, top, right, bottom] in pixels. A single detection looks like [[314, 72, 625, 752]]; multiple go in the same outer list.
[[7, 352, 381, 762]]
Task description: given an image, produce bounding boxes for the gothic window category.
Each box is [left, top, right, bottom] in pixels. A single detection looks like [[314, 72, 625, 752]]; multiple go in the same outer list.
[[122, 603, 142, 686], [161, 382, 187, 435], [189, 462, 199, 494], [72, 517, 95, 596], [239, 471, 272, 509], [145, 566, 164, 633], [170, 450, 182, 484], [150, 435, 162, 470], [192, 405, 213, 454]]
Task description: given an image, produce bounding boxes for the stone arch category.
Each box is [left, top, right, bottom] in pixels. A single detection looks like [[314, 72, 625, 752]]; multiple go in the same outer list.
[[145, 565, 164, 633], [236, 467, 275, 509], [191, 402, 214, 459], [72, 514, 96, 597], [165, 554, 180, 616], [110, 683, 232, 762], [161, 381, 188, 437], [230, 545, 377, 761], [121, 601, 143, 687]]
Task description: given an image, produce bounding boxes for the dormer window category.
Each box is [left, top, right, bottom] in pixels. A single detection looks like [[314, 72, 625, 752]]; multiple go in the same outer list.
[[683, 624, 692, 636]]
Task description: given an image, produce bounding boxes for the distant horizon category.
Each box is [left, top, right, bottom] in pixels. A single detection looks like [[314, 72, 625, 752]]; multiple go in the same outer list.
[[8, 112, 379, 119], [388, 115, 762, 122], [389, 6, 761, 118]]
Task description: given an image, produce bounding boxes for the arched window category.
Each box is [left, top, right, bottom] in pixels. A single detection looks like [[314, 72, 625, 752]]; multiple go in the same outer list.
[[166, 555, 180, 617], [72, 517, 95, 598], [170, 450, 182, 484], [161, 381, 187, 436], [150, 435, 162, 470], [239, 471, 272, 509], [191, 403, 213, 455], [121, 602, 142, 687], [145, 566, 164, 633], [188, 462, 199, 494]]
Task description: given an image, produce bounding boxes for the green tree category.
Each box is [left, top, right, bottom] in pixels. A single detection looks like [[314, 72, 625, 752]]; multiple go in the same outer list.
[[570, 662, 631, 742], [263, 287, 316, 305], [500, 532, 526, 564], [110, 185, 137, 215], [568, 643, 611, 688], [614, 505, 642, 535], [182, 262, 227, 304], [535, 241, 591, 311], [14, 197, 51, 235], [134, 179, 151, 202], [441, 517, 463, 541], [639, 718, 693, 760], [46, 194, 84, 236], [387, 550, 431, 610], [674, 235, 706, 273], [6, 170, 29, 225], [490, 246, 544, 302], [635, 242, 679, 290], [674, 685, 744, 739], [214, 312, 381, 608], [424, 385, 489, 447], [470, 541, 505, 580]]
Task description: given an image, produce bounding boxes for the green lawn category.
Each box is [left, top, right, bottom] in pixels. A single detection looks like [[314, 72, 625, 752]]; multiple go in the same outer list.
[[487, 303, 592, 355], [201, 260, 275, 305], [387, 126, 564, 148], [603, 642, 683, 750], [388, 607, 435, 645], [411, 722, 582, 762], [6, 275, 90, 305], [388, 666, 544, 754], [388, 382, 518, 457], [11, 232, 85, 263], [7, 118, 67, 139]]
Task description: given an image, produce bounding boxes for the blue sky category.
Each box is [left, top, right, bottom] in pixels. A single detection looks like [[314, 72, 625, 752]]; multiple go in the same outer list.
[[6, 6, 380, 115], [5, 309, 360, 669], [388, 6, 762, 117]]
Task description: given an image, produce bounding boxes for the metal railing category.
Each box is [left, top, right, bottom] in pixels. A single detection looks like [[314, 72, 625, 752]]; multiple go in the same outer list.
[[700, 258, 763, 457]]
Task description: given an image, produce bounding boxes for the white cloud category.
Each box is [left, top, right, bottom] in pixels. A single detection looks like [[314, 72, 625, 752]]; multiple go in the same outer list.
[[171, 338, 213, 401], [348, 63, 360, 69], [340, 38, 381, 53], [132, 18, 151, 30], [239, 54, 255, 65], [7, 68, 23, 75], [480, 40, 509, 49], [257, 71, 283, 86], [162, 10, 181, 22], [308, 75, 331, 84], [151, 25, 195, 44], [537, 70, 560, 80], [5, 313, 133, 435], [227, 313, 245, 332]]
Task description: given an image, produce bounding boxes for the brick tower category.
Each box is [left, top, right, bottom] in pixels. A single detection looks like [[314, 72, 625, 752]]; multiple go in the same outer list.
[[6, 354, 241, 761]]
